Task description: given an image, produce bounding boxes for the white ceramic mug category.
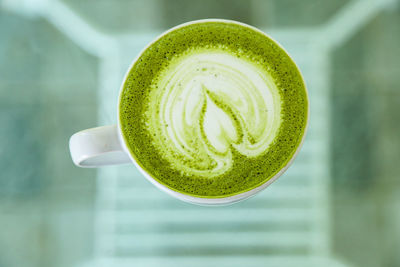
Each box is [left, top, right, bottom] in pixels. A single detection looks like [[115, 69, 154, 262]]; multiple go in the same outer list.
[[69, 19, 308, 206]]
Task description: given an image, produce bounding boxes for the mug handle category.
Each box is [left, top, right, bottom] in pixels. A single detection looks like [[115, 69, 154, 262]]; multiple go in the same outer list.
[[69, 125, 131, 168]]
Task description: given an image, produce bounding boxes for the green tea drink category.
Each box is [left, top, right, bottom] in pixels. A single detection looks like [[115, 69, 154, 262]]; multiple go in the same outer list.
[[119, 21, 308, 198]]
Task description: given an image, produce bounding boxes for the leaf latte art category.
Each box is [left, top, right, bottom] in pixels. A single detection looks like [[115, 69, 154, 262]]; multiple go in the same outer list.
[[146, 48, 282, 177]]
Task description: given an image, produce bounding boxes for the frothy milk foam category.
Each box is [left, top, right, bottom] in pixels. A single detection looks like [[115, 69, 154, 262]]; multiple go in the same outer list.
[[146, 47, 281, 178]]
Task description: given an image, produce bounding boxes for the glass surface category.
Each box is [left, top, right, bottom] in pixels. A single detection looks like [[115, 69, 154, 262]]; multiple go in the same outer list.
[[0, 0, 399, 266]]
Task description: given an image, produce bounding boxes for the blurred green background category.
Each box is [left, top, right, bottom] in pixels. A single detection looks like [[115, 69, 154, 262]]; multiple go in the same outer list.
[[0, 0, 399, 267]]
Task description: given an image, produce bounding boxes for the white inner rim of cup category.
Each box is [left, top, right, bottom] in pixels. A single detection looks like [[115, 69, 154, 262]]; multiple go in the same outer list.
[[116, 19, 309, 205]]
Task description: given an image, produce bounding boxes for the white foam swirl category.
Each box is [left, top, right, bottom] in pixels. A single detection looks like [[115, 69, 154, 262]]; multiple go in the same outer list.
[[146, 48, 281, 177]]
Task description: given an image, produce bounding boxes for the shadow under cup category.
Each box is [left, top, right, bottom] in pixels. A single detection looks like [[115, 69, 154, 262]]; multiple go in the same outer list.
[[118, 19, 309, 204]]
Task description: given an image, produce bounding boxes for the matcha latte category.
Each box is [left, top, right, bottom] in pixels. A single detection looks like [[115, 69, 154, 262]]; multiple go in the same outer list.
[[119, 20, 308, 198]]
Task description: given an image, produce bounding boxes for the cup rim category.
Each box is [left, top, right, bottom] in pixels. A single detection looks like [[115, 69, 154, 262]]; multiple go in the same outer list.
[[116, 19, 310, 205]]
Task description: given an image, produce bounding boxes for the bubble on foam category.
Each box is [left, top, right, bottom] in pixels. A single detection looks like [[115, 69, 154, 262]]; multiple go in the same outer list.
[[146, 47, 282, 178]]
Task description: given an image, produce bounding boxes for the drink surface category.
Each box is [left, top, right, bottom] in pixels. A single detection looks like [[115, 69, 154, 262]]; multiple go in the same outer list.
[[119, 21, 308, 198]]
